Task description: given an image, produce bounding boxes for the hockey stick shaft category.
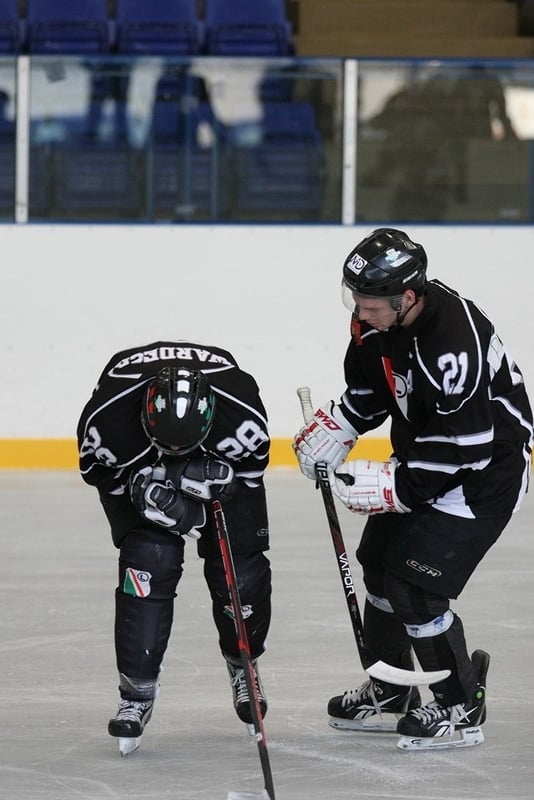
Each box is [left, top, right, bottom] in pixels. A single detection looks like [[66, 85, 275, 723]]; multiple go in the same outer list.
[[297, 386, 374, 669], [296, 386, 451, 687], [212, 500, 276, 800]]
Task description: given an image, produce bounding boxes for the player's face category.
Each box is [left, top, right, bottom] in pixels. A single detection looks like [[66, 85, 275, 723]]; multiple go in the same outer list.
[[351, 294, 398, 331]]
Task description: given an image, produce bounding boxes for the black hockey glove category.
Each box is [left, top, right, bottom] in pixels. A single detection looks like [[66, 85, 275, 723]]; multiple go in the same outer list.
[[129, 465, 206, 539], [163, 455, 235, 502]]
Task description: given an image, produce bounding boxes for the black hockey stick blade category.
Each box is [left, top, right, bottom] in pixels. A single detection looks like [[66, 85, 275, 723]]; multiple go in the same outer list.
[[296, 386, 451, 687], [212, 501, 276, 800]]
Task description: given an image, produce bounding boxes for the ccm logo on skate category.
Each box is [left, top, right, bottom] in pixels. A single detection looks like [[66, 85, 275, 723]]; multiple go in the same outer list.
[[406, 559, 441, 578]]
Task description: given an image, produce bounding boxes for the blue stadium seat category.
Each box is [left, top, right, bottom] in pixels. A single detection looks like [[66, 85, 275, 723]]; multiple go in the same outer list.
[[146, 70, 231, 219], [26, 0, 111, 54], [204, 0, 294, 55], [0, 1, 23, 53], [115, 0, 202, 56], [233, 102, 325, 216]]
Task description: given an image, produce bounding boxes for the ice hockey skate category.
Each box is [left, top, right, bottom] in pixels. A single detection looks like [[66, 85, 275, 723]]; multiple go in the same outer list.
[[227, 660, 267, 735], [328, 678, 421, 731], [396, 649, 490, 751], [108, 698, 154, 757]]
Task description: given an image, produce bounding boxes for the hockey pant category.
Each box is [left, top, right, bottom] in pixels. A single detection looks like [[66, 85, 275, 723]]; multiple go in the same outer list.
[[115, 528, 271, 700], [362, 573, 478, 706]]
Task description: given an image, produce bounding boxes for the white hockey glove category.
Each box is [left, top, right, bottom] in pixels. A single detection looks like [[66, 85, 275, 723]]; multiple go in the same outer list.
[[129, 465, 206, 539], [164, 455, 235, 502], [329, 459, 411, 515], [293, 401, 358, 480]]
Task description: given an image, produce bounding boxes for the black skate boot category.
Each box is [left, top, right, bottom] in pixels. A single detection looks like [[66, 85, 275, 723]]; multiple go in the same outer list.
[[108, 674, 158, 756], [108, 699, 154, 756], [328, 678, 422, 731], [397, 649, 490, 751], [227, 659, 267, 732]]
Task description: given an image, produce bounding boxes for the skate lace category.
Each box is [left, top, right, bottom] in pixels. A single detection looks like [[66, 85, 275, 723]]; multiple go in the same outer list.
[[116, 700, 151, 722], [409, 700, 450, 724], [341, 679, 376, 709], [230, 669, 249, 704], [230, 666, 263, 704]]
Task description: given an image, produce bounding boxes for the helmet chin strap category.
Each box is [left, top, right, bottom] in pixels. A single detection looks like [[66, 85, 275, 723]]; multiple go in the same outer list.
[[387, 297, 419, 331]]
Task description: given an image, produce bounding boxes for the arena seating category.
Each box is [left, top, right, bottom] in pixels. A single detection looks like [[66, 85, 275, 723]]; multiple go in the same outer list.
[[0, 1, 23, 53], [2, 2, 532, 58], [26, 0, 112, 55], [17, 1, 295, 56], [114, 0, 203, 56], [203, 0, 294, 56]]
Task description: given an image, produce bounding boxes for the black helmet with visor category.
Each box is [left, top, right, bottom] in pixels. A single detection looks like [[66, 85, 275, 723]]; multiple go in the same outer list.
[[342, 228, 427, 313]]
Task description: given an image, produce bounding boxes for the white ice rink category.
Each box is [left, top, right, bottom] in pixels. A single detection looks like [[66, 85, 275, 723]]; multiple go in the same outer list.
[[1, 468, 532, 800]]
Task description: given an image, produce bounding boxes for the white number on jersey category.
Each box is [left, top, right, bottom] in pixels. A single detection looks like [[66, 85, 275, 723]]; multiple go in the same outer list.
[[80, 425, 118, 466], [216, 420, 269, 461], [437, 352, 469, 396]]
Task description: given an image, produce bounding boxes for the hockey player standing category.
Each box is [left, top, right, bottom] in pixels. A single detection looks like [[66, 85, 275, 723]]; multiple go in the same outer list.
[[77, 341, 271, 755], [293, 228, 533, 749]]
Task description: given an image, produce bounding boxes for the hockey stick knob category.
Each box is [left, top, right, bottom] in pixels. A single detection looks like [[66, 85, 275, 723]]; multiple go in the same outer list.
[[296, 386, 314, 424]]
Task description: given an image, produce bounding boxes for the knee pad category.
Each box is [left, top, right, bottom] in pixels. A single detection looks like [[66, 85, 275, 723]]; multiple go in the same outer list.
[[118, 531, 184, 600], [384, 572, 450, 625]]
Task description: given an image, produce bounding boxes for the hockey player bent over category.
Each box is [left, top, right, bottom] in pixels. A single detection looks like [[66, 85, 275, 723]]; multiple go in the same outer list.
[[293, 228, 533, 750], [77, 341, 271, 755]]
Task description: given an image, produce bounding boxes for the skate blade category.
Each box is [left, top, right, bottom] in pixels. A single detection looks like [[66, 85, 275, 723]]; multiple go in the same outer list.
[[227, 791, 271, 800], [245, 723, 255, 736], [397, 726, 485, 751], [329, 715, 398, 732], [118, 736, 141, 757]]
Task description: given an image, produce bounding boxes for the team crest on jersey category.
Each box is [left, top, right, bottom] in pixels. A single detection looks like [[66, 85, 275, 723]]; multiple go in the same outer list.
[[123, 568, 152, 597]]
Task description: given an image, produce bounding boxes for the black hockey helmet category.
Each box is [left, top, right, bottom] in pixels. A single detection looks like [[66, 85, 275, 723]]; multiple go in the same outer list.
[[141, 367, 215, 456], [342, 228, 427, 299]]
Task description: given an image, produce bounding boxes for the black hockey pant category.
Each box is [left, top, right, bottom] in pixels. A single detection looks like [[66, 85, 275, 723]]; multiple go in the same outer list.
[[115, 528, 271, 696], [356, 508, 510, 706]]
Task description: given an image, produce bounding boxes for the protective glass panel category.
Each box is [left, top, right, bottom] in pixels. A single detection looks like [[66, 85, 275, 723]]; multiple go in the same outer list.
[[27, 55, 343, 223], [356, 60, 534, 224]]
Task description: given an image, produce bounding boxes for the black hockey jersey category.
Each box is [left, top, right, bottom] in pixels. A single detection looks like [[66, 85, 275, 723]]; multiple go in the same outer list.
[[338, 281, 533, 518], [77, 341, 270, 495]]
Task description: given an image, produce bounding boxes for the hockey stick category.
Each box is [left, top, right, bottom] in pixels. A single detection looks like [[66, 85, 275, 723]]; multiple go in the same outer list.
[[297, 386, 450, 686], [212, 500, 275, 800]]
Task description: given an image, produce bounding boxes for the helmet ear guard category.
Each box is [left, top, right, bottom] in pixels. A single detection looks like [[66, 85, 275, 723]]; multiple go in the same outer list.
[[342, 228, 427, 300], [142, 367, 216, 456]]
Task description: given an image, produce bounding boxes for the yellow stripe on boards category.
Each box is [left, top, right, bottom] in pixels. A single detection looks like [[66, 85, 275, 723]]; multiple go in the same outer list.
[[0, 439, 79, 469], [0, 438, 393, 470]]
